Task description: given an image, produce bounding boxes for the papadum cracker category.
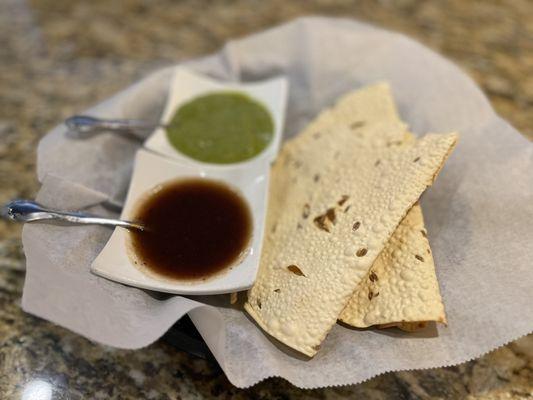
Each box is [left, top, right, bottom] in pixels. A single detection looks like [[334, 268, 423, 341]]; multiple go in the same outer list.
[[245, 118, 457, 356], [339, 204, 447, 328], [317, 84, 447, 330]]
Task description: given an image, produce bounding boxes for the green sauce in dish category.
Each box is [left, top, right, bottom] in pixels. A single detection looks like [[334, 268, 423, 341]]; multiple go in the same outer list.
[[166, 92, 274, 164]]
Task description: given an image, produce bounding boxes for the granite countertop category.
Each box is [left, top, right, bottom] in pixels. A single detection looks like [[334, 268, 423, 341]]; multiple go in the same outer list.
[[1, 0, 532, 398]]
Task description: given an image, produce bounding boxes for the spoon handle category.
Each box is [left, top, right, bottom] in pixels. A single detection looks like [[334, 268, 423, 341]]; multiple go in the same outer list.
[[2, 200, 144, 231], [65, 115, 164, 136]]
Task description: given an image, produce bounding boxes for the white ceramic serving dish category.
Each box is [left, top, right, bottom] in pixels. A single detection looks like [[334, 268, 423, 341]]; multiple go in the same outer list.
[[91, 67, 288, 295], [144, 67, 288, 166]]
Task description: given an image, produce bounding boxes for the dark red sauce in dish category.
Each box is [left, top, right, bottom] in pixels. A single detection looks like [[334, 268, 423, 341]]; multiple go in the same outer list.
[[129, 178, 252, 280]]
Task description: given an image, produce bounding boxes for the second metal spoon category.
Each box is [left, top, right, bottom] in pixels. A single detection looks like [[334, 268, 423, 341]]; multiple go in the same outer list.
[[2, 200, 145, 232], [65, 115, 166, 137]]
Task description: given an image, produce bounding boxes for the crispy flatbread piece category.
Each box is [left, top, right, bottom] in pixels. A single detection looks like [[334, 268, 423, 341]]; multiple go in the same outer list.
[[339, 203, 447, 328], [245, 116, 457, 356], [312, 84, 447, 330]]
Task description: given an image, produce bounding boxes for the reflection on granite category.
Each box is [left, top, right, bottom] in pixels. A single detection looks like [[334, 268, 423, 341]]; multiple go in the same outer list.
[[0, 0, 531, 398]]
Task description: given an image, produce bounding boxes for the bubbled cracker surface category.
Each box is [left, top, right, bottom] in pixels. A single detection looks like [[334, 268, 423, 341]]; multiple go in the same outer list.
[[310, 82, 401, 133], [311, 84, 446, 330], [339, 204, 447, 327], [244, 120, 458, 356]]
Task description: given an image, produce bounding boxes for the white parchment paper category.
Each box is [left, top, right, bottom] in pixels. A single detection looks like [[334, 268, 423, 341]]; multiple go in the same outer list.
[[22, 17, 533, 388]]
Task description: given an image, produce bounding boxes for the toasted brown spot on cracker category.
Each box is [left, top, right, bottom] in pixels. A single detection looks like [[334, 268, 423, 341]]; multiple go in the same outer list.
[[274, 289, 281, 293], [313, 214, 330, 232], [338, 195, 349, 206], [326, 208, 336, 224], [387, 140, 403, 147], [344, 205, 351, 213], [356, 248, 368, 257], [313, 207, 337, 232], [413, 157, 420, 162], [302, 204, 310, 219], [415, 255, 425, 262], [314, 174, 320, 182], [287, 265, 306, 277], [369, 272, 378, 282], [257, 299, 262, 309], [421, 230, 427, 238], [368, 291, 374, 300], [352, 221, 361, 231], [350, 121, 365, 130], [375, 159, 381, 166]]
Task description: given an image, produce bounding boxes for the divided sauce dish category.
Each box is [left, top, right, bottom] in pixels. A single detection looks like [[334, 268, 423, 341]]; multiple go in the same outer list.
[[91, 67, 288, 295]]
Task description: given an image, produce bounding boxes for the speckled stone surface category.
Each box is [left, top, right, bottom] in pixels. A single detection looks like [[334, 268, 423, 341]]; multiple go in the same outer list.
[[0, 0, 532, 398]]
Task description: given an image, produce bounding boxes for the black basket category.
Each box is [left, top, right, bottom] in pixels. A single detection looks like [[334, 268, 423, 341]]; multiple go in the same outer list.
[[162, 315, 215, 361]]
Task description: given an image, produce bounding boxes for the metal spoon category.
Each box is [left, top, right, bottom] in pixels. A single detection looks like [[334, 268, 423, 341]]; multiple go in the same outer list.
[[64, 115, 166, 138], [2, 200, 145, 232]]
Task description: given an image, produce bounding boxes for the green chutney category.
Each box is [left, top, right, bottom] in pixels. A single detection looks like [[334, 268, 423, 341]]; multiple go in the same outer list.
[[166, 92, 274, 164]]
